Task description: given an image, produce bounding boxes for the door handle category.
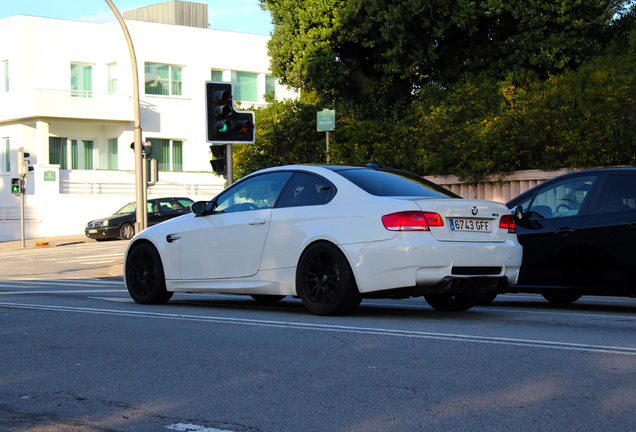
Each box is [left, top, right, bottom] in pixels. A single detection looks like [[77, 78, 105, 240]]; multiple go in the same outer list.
[[555, 227, 575, 236], [166, 234, 181, 243], [249, 219, 266, 226], [630, 220, 636, 229]]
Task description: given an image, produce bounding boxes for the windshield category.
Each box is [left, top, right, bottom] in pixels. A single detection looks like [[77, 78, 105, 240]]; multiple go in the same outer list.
[[336, 168, 461, 198], [115, 202, 136, 214]]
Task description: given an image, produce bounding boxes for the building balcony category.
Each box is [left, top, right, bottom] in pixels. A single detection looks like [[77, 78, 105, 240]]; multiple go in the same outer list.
[[0, 89, 135, 124]]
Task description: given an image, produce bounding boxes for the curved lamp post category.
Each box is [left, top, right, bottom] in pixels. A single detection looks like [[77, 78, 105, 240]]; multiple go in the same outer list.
[[104, 0, 147, 232]]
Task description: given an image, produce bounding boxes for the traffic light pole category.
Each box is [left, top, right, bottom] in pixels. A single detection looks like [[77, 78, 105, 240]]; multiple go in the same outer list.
[[226, 144, 234, 186], [20, 183, 25, 248]]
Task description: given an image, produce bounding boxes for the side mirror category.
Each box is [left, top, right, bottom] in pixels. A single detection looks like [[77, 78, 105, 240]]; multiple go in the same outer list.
[[510, 205, 524, 222], [191, 201, 209, 216], [191, 199, 218, 216]]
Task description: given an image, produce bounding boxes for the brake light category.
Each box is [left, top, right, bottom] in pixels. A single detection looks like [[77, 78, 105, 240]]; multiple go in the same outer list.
[[499, 214, 516, 233], [382, 211, 444, 231]]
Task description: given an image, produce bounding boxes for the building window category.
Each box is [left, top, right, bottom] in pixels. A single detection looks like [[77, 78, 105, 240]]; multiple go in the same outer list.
[[145, 63, 183, 96], [2, 138, 9, 173], [265, 75, 277, 98], [108, 63, 117, 94], [211, 69, 225, 82], [71, 140, 94, 170], [49, 137, 68, 169], [108, 138, 118, 170], [148, 138, 183, 171], [49, 137, 94, 169], [231, 71, 258, 102], [71, 63, 92, 98], [1, 61, 7, 92]]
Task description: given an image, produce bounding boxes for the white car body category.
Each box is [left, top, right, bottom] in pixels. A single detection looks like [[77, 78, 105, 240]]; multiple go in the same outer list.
[[125, 165, 522, 314]]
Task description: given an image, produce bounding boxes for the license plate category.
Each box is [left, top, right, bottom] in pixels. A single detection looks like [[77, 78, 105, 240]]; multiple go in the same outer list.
[[88, 229, 98, 234], [449, 218, 491, 232]]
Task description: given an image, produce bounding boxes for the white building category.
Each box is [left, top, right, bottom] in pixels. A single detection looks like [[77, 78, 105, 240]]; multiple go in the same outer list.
[[0, 2, 296, 241]]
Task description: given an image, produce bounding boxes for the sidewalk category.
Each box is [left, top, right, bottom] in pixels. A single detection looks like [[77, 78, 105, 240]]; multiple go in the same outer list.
[[0, 234, 94, 251]]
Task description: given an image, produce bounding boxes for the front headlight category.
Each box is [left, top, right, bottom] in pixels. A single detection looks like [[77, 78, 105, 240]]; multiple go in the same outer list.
[[103, 220, 109, 227]]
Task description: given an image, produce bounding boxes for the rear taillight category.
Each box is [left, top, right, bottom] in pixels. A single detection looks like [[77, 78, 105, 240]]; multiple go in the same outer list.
[[499, 214, 516, 233], [382, 211, 444, 231]]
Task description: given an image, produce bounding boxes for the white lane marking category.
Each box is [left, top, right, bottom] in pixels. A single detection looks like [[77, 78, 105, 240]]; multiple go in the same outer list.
[[0, 280, 123, 287], [1, 301, 635, 356], [0, 290, 126, 295], [166, 423, 235, 432], [88, 296, 134, 302]]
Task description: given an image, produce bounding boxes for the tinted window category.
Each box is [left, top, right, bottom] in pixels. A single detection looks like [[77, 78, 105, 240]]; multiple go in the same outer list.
[[214, 172, 292, 214], [595, 174, 636, 214], [157, 199, 177, 212], [527, 175, 597, 220], [177, 198, 193, 208], [337, 169, 460, 198], [277, 173, 336, 208]]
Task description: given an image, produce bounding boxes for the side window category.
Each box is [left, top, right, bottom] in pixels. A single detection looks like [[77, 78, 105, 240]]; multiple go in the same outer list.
[[527, 175, 597, 220], [157, 199, 176, 212], [215, 172, 292, 214], [277, 173, 336, 208], [595, 174, 636, 214], [147, 200, 158, 213], [177, 199, 193, 208]]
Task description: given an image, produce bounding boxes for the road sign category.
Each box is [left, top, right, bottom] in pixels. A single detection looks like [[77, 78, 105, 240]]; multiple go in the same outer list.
[[317, 109, 335, 132]]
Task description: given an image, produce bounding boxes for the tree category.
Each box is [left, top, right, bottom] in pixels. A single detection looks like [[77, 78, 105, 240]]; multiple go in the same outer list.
[[232, 98, 326, 179], [260, 0, 631, 109]]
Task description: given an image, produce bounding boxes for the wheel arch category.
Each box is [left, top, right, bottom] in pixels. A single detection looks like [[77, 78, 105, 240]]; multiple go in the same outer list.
[[296, 238, 360, 293]]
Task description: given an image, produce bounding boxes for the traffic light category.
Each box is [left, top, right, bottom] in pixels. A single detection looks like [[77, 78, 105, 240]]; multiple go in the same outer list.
[[206, 81, 255, 143], [11, 178, 22, 195], [210, 145, 227, 176], [17, 148, 34, 177]]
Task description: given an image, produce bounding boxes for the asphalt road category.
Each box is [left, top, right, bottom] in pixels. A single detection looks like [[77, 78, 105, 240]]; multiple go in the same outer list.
[[1, 239, 635, 431]]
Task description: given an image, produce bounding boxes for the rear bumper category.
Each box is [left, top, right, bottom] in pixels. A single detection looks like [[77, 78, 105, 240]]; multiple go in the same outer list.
[[341, 234, 522, 295]]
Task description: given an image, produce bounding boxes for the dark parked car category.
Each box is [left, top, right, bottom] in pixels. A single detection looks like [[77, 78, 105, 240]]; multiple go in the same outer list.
[[85, 197, 193, 240], [481, 168, 636, 305]]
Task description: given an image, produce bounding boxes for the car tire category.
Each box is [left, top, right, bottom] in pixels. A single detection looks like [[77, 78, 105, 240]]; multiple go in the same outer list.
[[250, 295, 286, 302], [424, 293, 476, 311], [541, 293, 581, 304], [119, 223, 135, 240], [296, 242, 362, 316], [125, 242, 173, 305]]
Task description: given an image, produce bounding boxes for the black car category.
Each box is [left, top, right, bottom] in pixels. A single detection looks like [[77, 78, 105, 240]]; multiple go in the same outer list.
[[85, 197, 194, 240], [481, 168, 636, 305]]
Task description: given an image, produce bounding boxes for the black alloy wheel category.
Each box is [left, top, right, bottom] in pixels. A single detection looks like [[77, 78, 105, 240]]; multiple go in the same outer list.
[[296, 242, 362, 316], [125, 242, 173, 304]]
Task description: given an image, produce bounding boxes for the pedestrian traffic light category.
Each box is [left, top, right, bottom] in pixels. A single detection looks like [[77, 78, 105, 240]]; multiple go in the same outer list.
[[11, 178, 22, 195], [210, 145, 227, 176], [206, 81, 255, 143], [17, 148, 34, 177]]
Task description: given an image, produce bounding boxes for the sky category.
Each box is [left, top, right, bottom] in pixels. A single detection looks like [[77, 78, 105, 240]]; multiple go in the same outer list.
[[0, 0, 273, 35]]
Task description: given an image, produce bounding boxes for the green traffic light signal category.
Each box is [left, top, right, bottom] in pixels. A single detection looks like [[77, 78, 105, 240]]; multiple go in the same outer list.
[[11, 178, 22, 195]]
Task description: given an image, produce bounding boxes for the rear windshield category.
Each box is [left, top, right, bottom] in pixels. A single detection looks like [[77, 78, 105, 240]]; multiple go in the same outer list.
[[336, 168, 461, 198]]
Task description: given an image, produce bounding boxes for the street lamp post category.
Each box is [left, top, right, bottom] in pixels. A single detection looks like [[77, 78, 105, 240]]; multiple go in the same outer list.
[[104, 0, 146, 233]]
